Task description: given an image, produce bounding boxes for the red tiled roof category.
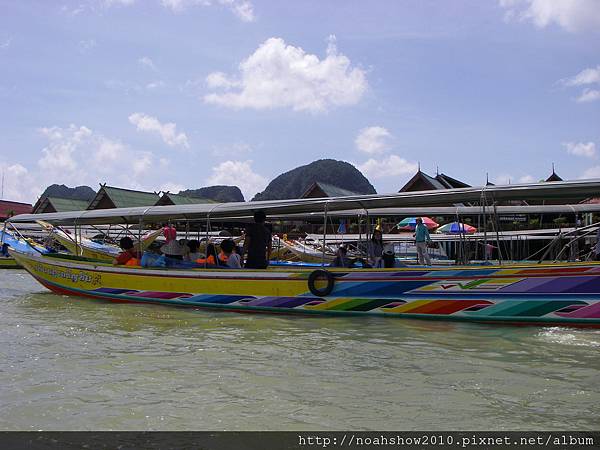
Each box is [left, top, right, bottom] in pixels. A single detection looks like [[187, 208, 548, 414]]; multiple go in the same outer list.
[[0, 200, 33, 219]]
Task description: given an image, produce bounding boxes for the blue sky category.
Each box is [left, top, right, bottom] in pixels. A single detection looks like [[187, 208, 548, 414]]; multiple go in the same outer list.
[[1, 0, 599, 202]]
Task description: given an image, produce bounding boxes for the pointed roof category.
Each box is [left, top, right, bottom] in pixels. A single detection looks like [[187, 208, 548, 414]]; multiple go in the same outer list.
[[155, 193, 214, 206], [301, 181, 361, 199], [545, 165, 563, 182], [435, 173, 471, 189], [399, 170, 448, 192], [87, 185, 160, 210], [33, 197, 89, 214]]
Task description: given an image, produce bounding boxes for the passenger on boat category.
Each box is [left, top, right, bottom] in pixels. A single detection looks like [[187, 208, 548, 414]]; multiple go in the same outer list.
[[382, 249, 396, 268], [220, 239, 241, 268], [414, 218, 432, 266], [243, 210, 272, 269], [331, 245, 353, 268], [179, 238, 190, 259], [367, 229, 384, 268], [196, 243, 219, 266], [185, 240, 203, 262], [113, 237, 141, 266], [160, 225, 184, 260]]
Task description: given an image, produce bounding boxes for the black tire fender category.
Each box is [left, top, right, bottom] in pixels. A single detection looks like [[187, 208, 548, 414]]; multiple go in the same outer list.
[[307, 269, 335, 297]]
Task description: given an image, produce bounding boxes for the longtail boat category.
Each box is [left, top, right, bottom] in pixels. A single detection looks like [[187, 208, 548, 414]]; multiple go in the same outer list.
[[279, 237, 336, 263], [36, 220, 161, 261], [6, 179, 600, 327], [0, 229, 49, 268]]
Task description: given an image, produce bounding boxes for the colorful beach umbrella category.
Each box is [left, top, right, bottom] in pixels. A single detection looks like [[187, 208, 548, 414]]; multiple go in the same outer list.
[[436, 222, 477, 234], [396, 217, 439, 230]]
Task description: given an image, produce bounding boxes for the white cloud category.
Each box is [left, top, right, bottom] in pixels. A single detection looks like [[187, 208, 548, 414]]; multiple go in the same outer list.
[[37, 124, 155, 183], [181, 77, 204, 96], [489, 174, 538, 185], [224, 0, 254, 22], [206, 71, 239, 89], [38, 125, 92, 173], [499, 0, 600, 32], [132, 152, 154, 176], [1, 37, 12, 50], [518, 174, 535, 183], [146, 80, 165, 90], [204, 36, 368, 113], [206, 160, 267, 200], [576, 88, 600, 103], [493, 173, 512, 185], [138, 56, 157, 71], [78, 39, 97, 54], [564, 141, 597, 158], [355, 126, 392, 155], [128, 113, 190, 149], [160, 0, 255, 21], [160, 182, 186, 193], [581, 166, 600, 179], [563, 65, 600, 86], [105, 0, 136, 6], [0, 124, 165, 203], [356, 155, 418, 179], [560, 65, 600, 103], [161, 0, 208, 13], [0, 163, 40, 203], [62, 4, 86, 15], [94, 138, 126, 165]]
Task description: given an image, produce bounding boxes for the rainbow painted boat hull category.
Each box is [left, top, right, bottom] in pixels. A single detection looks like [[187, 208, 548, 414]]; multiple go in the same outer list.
[[11, 250, 600, 327]]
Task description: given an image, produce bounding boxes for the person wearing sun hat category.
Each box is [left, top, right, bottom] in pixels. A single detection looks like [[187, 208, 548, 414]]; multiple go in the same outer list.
[[160, 225, 185, 260]]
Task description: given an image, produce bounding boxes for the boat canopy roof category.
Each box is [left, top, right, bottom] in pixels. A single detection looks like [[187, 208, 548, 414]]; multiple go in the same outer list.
[[8, 179, 600, 225]]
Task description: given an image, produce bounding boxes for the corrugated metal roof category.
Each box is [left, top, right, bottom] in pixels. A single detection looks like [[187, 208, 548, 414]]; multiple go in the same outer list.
[[435, 173, 470, 189], [88, 186, 160, 209], [47, 197, 90, 212], [302, 182, 360, 198], [156, 193, 214, 205], [317, 182, 360, 197]]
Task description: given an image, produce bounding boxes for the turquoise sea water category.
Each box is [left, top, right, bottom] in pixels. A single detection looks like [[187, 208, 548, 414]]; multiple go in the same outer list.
[[0, 270, 599, 430]]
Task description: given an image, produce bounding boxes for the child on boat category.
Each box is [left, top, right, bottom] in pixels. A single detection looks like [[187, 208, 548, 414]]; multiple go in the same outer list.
[[331, 246, 353, 268], [185, 240, 202, 262], [219, 239, 242, 268], [113, 237, 141, 266], [196, 243, 219, 266]]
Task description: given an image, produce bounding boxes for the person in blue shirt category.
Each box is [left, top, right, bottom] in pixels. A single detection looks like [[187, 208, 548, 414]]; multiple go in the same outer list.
[[414, 218, 431, 265]]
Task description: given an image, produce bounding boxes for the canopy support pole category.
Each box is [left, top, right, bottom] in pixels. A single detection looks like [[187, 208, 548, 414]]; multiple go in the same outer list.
[[138, 218, 143, 259], [74, 220, 80, 256], [205, 215, 211, 269], [321, 202, 329, 267], [481, 188, 488, 262], [493, 202, 503, 265]]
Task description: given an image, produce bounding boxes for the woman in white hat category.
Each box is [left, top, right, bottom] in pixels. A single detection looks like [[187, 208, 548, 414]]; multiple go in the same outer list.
[[160, 225, 185, 260]]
